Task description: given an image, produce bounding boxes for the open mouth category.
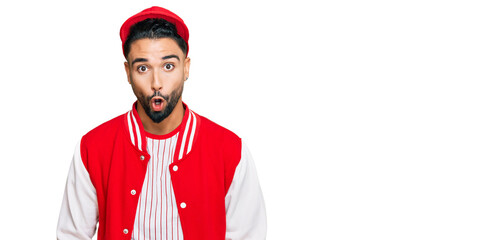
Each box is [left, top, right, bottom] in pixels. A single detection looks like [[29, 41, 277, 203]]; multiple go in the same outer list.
[[151, 97, 165, 111]]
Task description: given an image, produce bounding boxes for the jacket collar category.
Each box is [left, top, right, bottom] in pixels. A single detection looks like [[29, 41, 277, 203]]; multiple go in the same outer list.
[[125, 101, 200, 161]]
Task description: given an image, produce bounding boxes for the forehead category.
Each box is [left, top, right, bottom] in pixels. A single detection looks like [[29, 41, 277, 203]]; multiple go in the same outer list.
[[128, 38, 184, 60]]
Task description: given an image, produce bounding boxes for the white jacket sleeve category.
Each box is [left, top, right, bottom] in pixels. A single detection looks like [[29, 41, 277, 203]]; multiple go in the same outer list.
[[225, 142, 267, 240], [57, 140, 99, 240]]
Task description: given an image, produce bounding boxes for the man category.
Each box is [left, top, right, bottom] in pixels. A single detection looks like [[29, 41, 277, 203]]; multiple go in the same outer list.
[[57, 6, 266, 240]]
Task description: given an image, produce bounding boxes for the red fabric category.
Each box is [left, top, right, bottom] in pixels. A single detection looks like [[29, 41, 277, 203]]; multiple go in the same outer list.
[[80, 106, 241, 240], [120, 6, 190, 57]]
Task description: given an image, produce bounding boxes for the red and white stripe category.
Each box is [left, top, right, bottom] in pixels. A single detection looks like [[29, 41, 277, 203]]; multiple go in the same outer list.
[[126, 107, 199, 159], [127, 110, 145, 152], [177, 110, 198, 160], [126, 106, 199, 240], [132, 134, 183, 240]]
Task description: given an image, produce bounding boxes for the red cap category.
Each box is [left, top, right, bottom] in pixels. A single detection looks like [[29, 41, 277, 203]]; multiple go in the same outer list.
[[120, 6, 189, 57]]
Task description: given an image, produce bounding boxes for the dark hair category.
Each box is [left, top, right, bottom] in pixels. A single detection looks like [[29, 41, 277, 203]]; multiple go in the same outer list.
[[123, 18, 188, 59]]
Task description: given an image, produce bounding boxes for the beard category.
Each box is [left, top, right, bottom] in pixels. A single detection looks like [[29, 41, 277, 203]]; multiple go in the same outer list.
[[136, 83, 184, 124]]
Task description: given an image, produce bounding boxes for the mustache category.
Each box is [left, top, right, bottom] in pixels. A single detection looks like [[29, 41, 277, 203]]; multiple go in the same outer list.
[[147, 91, 169, 101]]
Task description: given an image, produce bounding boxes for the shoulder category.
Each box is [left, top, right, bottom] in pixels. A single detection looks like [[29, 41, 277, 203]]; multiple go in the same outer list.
[[77, 112, 128, 171], [195, 113, 243, 169], [197, 113, 241, 146], [81, 113, 127, 148], [194, 113, 245, 193]]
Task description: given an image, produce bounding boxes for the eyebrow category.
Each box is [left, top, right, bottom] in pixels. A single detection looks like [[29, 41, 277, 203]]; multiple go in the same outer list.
[[130, 58, 148, 65], [162, 55, 180, 61], [130, 55, 180, 65]]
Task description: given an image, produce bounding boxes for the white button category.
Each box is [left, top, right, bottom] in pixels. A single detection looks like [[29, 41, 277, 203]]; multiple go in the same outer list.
[[180, 202, 186, 208], [173, 165, 178, 171], [131, 189, 136, 195], [123, 229, 129, 234], [140, 155, 145, 160]]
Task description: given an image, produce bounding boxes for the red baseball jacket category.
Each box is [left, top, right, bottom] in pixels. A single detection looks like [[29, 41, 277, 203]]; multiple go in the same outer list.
[[57, 103, 266, 240]]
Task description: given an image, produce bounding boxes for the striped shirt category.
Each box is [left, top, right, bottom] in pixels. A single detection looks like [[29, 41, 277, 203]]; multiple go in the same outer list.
[[132, 132, 184, 240]]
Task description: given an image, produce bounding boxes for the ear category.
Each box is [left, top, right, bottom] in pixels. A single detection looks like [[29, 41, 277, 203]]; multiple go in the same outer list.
[[184, 57, 191, 81], [124, 61, 131, 84]]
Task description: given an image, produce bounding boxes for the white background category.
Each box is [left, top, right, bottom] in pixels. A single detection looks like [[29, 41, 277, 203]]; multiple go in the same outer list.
[[0, 0, 502, 239]]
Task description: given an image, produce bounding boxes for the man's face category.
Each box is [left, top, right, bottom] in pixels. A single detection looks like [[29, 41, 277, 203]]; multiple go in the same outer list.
[[124, 38, 190, 123]]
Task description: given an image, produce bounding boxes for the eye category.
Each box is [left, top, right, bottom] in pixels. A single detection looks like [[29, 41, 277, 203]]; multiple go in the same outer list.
[[137, 65, 148, 73], [164, 63, 174, 71]]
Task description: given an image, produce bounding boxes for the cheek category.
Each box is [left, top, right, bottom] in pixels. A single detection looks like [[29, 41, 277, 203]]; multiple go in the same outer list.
[[130, 79, 147, 97], [161, 72, 184, 87], [130, 83, 141, 98]]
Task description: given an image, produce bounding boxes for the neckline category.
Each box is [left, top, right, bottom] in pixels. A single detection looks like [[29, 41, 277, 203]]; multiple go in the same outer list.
[[144, 126, 181, 139], [137, 102, 189, 140]]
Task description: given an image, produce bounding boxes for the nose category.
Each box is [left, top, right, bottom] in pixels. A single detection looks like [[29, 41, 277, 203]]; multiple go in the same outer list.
[[151, 69, 162, 91]]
